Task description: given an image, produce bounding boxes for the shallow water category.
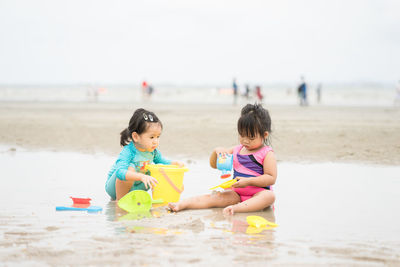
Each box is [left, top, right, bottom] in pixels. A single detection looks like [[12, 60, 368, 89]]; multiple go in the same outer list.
[[0, 84, 397, 107], [1, 147, 400, 265]]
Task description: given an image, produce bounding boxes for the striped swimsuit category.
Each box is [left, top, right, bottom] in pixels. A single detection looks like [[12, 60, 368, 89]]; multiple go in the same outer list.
[[232, 144, 273, 202]]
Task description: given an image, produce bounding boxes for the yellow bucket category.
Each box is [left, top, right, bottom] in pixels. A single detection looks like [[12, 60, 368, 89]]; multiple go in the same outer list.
[[145, 164, 189, 206]]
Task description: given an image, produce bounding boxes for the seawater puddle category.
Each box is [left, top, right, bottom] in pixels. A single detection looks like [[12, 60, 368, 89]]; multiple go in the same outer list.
[[275, 162, 400, 243], [1, 147, 400, 265]]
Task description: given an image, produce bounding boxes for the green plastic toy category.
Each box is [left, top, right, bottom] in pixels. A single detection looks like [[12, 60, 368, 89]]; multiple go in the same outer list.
[[118, 190, 163, 213]]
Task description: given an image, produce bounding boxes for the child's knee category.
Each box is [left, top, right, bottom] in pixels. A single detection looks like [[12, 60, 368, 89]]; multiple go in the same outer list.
[[260, 190, 275, 204], [204, 193, 219, 203], [202, 192, 227, 206], [210, 191, 232, 201], [266, 190, 275, 204]]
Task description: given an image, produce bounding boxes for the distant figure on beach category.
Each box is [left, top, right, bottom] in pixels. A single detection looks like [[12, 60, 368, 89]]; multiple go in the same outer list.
[[86, 85, 99, 102], [255, 85, 263, 103], [141, 80, 148, 98], [105, 108, 183, 200], [169, 103, 277, 215], [395, 80, 400, 107], [232, 78, 238, 105], [316, 83, 322, 104], [141, 80, 155, 100], [297, 76, 308, 106], [147, 84, 154, 98], [244, 84, 250, 100]]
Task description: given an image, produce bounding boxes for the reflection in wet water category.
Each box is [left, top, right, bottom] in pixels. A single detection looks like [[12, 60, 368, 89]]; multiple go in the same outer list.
[[104, 199, 185, 235], [1, 148, 400, 265], [103, 190, 278, 242], [118, 211, 152, 221], [204, 208, 276, 234]]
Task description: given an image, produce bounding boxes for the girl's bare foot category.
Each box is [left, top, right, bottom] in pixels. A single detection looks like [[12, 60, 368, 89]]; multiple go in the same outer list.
[[223, 205, 235, 215], [168, 202, 181, 212]]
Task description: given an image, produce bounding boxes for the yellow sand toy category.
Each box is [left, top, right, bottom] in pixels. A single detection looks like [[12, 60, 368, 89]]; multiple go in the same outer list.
[[246, 215, 278, 228], [245, 216, 278, 234], [209, 178, 238, 190]]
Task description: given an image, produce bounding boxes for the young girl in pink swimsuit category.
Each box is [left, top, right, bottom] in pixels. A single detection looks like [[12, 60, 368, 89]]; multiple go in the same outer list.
[[169, 103, 277, 215]]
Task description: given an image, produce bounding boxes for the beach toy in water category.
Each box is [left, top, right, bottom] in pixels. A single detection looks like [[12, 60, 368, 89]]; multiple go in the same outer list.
[[56, 197, 101, 212], [246, 216, 278, 228], [216, 154, 233, 178], [118, 190, 164, 213], [56, 206, 102, 212], [209, 178, 237, 190], [70, 197, 91, 204], [145, 164, 189, 206]]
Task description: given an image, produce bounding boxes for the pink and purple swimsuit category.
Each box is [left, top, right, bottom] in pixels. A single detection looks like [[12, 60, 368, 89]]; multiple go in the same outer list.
[[232, 144, 273, 202]]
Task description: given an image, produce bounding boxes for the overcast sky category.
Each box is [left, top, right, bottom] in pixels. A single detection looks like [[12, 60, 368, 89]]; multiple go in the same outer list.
[[0, 0, 399, 85]]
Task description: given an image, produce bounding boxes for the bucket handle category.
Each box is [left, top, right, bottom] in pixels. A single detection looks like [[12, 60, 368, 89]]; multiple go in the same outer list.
[[159, 168, 184, 194]]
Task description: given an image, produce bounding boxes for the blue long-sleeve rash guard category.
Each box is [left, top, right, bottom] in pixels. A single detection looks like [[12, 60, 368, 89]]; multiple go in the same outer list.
[[107, 142, 172, 181]]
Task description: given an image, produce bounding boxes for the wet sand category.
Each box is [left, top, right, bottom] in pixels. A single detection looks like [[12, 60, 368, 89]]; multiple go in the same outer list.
[[1, 102, 400, 266], [1, 149, 399, 266]]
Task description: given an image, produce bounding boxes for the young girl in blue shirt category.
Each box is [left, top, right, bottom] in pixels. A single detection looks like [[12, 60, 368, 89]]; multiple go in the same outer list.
[[106, 108, 183, 200]]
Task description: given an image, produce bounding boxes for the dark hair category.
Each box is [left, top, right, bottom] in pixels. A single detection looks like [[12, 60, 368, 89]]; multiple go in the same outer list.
[[237, 103, 272, 144], [120, 108, 163, 146]]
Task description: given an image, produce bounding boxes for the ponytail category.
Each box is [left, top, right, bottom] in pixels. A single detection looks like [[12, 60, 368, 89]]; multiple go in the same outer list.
[[120, 128, 131, 146]]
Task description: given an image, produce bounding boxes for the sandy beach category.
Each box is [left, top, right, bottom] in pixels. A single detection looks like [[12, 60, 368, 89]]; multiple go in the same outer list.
[[1, 102, 399, 164], [1, 101, 400, 266], [1, 0, 400, 264]]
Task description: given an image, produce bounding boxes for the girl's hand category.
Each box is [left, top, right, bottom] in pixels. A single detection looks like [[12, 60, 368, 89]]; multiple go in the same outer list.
[[232, 177, 249, 188], [171, 161, 185, 168], [215, 147, 230, 158], [140, 174, 158, 189]]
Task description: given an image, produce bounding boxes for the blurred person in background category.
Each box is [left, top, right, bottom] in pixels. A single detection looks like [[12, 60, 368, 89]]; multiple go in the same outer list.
[[255, 85, 263, 103], [244, 84, 250, 101], [147, 84, 154, 98], [141, 80, 149, 99], [316, 83, 322, 104], [297, 76, 308, 106], [233, 78, 238, 105]]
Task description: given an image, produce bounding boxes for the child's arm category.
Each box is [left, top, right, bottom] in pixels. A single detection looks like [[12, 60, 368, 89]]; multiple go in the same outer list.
[[114, 145, 135, 181], [124, 167, 158, 189], [209, 146, 234, 169], [233, 151, 277, 188], [113, 145, 157, 188]]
